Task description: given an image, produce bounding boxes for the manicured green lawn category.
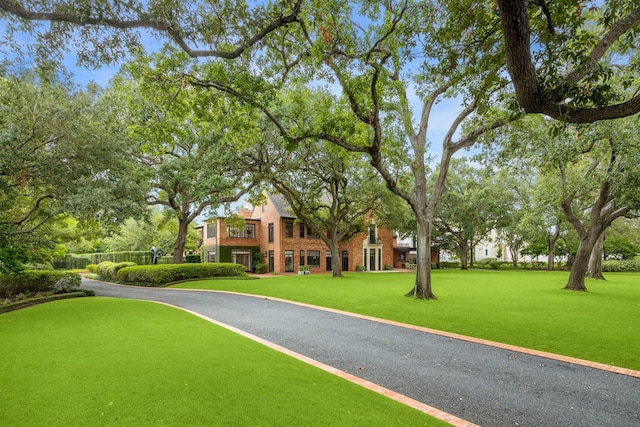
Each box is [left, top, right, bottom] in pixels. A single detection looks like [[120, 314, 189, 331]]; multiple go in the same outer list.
[[0, 298, 444, 426], [172, 270, 640, 371]]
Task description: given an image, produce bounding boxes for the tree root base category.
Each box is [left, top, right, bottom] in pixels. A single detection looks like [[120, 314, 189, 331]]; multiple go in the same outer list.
[[563, 285, 589, 292], [404, 290, 437, 300]]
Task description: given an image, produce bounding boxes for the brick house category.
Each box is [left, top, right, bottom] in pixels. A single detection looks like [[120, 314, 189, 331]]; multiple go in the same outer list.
[[198, 193, 415, 274]]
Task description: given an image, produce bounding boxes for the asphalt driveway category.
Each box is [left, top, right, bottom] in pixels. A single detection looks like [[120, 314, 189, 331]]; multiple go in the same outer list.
[[81, 278, 640, 427]]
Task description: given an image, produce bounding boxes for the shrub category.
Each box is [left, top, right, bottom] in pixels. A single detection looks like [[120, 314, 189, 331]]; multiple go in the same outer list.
[[86, 264, 98, 274], [384, 264, 393, 270], [184, 255, 201, 264], [602, 259, 640, 272], [96, 261, 116, 278], [0, 271, 81, 298], [23, 262, 53, 270], [117, 263, 248, 286], [439, 261, 460, 269], [97, 261, 136, 280], [476, 258, 500, 270], [519, 261, 546, 270], [254, 263, 268, 274], [355, 265, 366, 271]]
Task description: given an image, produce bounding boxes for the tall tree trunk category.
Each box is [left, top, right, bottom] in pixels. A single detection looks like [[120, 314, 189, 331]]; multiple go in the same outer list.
[[328, 236, 343, 278], [547, 240, 555, 271], [459, 238, 469, 270], [565, 232, 600, 291], [405, 218, 436, 299], [172, 219, 189, 264], [547, 219, 562, 271], [587, 233, 606, 280]]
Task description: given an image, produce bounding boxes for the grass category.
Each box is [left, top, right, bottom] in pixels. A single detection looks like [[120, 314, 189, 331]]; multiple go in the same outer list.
[[171, 269, 640, 371], [0, 298, 444, 426]]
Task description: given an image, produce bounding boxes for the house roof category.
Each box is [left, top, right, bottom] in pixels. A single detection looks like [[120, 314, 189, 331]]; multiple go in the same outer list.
[[267, 193, 297, 219]]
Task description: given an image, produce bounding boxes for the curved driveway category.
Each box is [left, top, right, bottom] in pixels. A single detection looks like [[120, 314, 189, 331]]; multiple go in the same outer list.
[[81, 278, 640, 427]]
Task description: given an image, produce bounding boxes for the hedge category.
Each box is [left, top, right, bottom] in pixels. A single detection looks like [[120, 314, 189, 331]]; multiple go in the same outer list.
[[602, 259, 640, 272], [54, 251, 176, 269], [0, 271, 82, 299], [438, 261, 460, 269], [117, 263, 248, 286], [96, 261, 137, 281]]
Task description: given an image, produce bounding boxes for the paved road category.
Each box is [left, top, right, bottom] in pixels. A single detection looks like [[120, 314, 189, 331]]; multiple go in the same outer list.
[[82, 278, 640, 427]]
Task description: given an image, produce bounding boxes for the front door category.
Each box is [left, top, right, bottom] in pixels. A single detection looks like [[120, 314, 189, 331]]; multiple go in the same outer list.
[[369, 248, 377, 271], [326, 251, 332, 271], [342, 251, 349, 271]]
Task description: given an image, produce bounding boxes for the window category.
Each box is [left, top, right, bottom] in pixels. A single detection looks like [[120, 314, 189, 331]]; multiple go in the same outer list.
[[307, 226, 320, 239], [299, 223, 305, 238], [299, 250, 305, 267], [232, 250, 252, 271], [284, 250, 294, 272], [307, 250, 320, 267], [326, 251, 332, 271], [285, 221, 294, 238], [268, 223, 274, 243], [369, 225, 377, 244], [268, 250, 274, 273], [227, 223, 256, 238], [206, 223, 217, 238], [207, 251, 217, 263]]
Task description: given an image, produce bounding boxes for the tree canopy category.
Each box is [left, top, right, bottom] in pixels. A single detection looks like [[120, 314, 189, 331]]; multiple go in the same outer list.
[[0, 71, 147, 271]]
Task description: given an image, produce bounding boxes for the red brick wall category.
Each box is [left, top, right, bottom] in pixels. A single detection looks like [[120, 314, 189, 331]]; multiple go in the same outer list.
[[198, 195, 398, 274]]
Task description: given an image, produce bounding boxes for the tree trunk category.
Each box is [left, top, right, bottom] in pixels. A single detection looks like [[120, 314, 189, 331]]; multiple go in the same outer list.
[[459, 239, 469, 270], [172, 219, 189, 264], [565, 233, 600, 291], [510, 246, 518, 268], [587, 233, 606, 280], [546, 235, 556, 271], [547, 243, 555, 271], [405, 219, 436, 299], [328, 237, 343, 278]]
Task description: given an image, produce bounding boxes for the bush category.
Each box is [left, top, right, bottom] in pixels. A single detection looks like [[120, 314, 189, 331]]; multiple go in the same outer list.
[[23, 262, 53, 270], [476, 258, 500, 270], [0, 271, 81, 299], [254, 262, 268, 274], [86, 264, 98, 274], [184, 255, 201, 264], [117, 263, 248, 286], [384, 264, 393, 270], [96, 261, 137, 280], [602, 259, 640, 272], [438, 261, 460, 269], [519, 261, 546, 270]]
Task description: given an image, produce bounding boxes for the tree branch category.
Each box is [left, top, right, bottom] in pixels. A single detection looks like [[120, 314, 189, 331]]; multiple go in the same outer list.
[[496, 0, 640, 122], [0, 0, 302, 59], [2, 194, 54, 227]]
